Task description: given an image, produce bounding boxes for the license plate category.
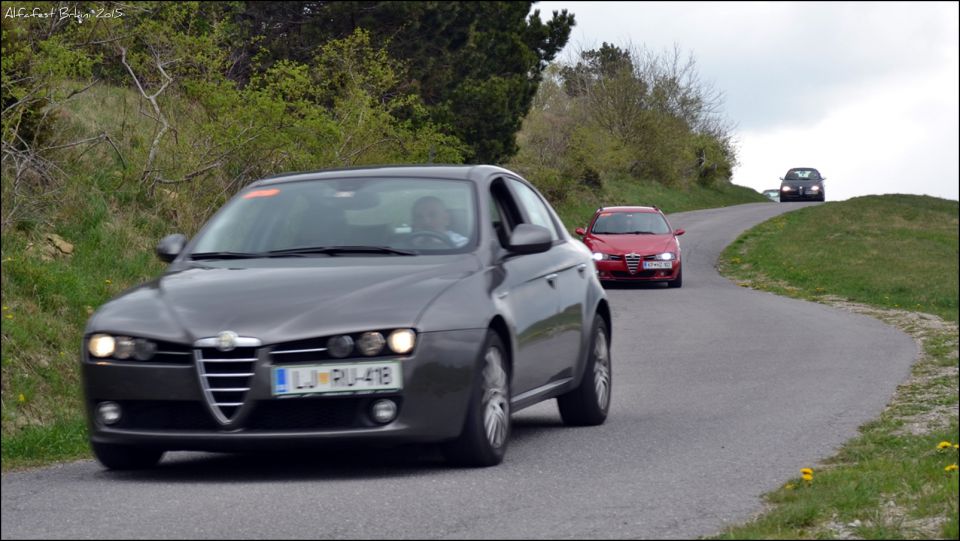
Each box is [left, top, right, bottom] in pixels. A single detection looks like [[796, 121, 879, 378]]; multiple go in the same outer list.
[[272, 362, 402, 396], [643, 261, 672, 269]]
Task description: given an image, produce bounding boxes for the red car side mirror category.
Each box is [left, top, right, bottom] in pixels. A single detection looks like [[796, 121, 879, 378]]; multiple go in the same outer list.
[[575, 227, 585, 236], [674, 228, 685, 236]]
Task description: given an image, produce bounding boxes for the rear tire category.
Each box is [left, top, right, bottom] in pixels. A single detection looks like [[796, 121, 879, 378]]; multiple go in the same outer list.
[[557, 316, 611, 426], [91, 441, 164, 470], [443, 330, 511, 467]]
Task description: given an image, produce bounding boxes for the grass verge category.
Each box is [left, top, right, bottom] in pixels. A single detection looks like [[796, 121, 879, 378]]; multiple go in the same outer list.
[[714, 195, 959, 539]]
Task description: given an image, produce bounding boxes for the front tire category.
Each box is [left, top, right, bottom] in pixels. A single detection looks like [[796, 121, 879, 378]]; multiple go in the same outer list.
[[557, 316, 611, 426], [443, 330, 511, 467], [91, 442, 164, 470], [667, 266, 683, 288]]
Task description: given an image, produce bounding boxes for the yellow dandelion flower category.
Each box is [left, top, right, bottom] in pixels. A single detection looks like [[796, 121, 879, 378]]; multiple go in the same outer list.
[[4, 314, 12, 319], [2, 306, 8, 311], [784, 483, 795, 490], [105, 279, 112, 284], [945, 464, 958, 472], [802, 473, 814, 482], [18, 393, 26, 403], [800, 468, 814, 475], [938, 441, 952, 450], [954, 444, 959, 449]]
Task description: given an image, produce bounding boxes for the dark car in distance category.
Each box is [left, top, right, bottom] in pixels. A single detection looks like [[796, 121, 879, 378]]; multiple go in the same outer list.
[[82, 165, 612, 469], [575, 206, 684, 288], [779, 167, 825, 202]]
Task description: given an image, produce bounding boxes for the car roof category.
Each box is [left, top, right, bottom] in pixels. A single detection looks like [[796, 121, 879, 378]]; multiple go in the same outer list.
[[786, 167, 820, 172], [596, 206, 661, 214], [250, 164, 515, 187]]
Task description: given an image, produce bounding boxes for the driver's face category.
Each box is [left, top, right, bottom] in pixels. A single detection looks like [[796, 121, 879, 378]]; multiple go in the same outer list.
[[413, 200, 450, 232]]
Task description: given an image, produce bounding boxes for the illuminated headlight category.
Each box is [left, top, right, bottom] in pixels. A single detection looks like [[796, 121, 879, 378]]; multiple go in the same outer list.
[[88, 334, 116, 358], [387, 329, 416, 354], [357, 332, 386, 356], [781, 186, 793, 192], [592, 252, 609, 261], [656, 252, 676, 261], [809, 185, 820, 191], [327, 335, 354, 358]]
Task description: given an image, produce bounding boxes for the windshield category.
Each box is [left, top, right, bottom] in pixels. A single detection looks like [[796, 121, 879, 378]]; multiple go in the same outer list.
[[590, 212, 670, 235], [784, 169, 821, 181], [191, 178, 477, 256]]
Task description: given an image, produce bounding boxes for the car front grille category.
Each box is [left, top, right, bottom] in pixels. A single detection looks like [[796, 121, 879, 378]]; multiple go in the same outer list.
[[270, 337, 332, 364], [195, 347, 258, 424], [624, 254, 641, 274]]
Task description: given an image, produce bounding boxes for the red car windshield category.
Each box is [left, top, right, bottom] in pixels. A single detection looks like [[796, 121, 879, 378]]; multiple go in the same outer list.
[[591, 212, 670, 235]]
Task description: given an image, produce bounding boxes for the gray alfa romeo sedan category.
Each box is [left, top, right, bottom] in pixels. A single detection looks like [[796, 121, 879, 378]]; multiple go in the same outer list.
[[82, 165, 612, 469]]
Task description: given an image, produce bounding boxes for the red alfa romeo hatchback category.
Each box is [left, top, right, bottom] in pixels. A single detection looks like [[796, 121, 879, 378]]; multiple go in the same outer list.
[[575, 206, 685, 287]]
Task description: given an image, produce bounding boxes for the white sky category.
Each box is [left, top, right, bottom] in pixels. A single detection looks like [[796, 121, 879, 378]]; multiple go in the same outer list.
[[532, 1, 960, 201]]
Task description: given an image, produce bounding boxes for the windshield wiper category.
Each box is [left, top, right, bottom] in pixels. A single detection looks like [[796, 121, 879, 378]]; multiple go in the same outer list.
[[265, 245, 416, 257], [189, 251, 264, 260], [629, 231, 656, 235]]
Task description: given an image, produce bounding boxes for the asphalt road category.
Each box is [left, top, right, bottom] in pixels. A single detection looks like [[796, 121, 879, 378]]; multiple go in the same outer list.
[[1, 201, 918, 539]]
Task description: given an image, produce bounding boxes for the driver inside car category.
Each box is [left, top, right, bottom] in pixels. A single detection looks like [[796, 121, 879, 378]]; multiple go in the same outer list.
[[410, 196, 469, 247]]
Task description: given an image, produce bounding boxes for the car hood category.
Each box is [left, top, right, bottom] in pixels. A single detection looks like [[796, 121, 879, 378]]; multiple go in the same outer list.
[[89, 257, 481, 344], [586, 234, 677, 255]]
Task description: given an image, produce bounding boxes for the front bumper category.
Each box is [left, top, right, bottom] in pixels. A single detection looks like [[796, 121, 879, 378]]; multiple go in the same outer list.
[[594, 259, 680, 282], [82, 329, 485, 451], [780, 189, 822, 201]]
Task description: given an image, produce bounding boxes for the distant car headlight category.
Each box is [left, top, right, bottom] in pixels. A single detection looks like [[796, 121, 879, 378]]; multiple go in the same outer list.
[[656, 252, 676, 261], [592, 252, 609, 261], [809, 185, 820, 191], [387, 329, 416, 354], [357, 332, 386, 356], [781, 186, 793, 192], [88, 334, 116, 358]]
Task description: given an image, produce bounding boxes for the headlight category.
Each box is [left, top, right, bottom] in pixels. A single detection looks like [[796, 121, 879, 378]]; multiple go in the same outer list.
[[592, 252, 608, 261], [656, 252, 676, 261], [387, 329, 416, 354], [357, 332, 385, 356], [810, 185, 820, 191], [327, 335, 354, 358], [114, 336, 135, 359], [88, 334, 116, 358], [133, 338, 157, 361], [781, 186, 793, 192]]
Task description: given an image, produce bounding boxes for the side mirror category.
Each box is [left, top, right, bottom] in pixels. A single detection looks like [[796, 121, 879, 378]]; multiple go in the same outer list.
[[575, 227, 585, 236], [821, 177, 827, 180], [157, 233, 187, 263], [674, 228, 685, 236], [779, 177, 784, 181], [508, 224, 552, 254]]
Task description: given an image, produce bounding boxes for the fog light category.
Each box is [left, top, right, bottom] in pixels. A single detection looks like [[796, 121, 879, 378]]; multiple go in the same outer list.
[[370, 399, 397, 424], [97, 401, 122, 425]]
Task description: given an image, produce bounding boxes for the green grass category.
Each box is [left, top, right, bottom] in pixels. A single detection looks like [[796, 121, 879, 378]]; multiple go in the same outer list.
[[720, 195, 959, 323], [715, 194, 959, 539]]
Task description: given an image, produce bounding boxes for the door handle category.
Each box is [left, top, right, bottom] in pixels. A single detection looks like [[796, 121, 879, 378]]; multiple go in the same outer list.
[[545, 273, 559, 288]]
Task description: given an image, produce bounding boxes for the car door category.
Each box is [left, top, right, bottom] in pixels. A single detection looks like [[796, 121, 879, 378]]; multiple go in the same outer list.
[[505, 178, 587, 385], [489, 177, 582, 397]]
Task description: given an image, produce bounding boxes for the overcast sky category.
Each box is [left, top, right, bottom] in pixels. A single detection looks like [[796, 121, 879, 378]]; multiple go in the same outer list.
[[532, 1, 960, 202]]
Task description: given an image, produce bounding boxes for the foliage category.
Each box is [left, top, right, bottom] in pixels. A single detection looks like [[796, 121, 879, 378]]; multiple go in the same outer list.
[[510, 42, 740, 202]]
